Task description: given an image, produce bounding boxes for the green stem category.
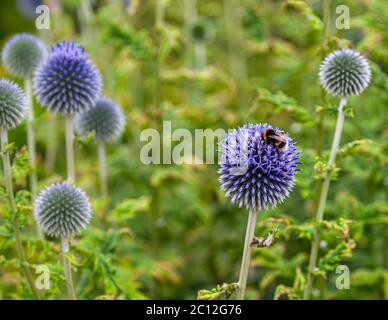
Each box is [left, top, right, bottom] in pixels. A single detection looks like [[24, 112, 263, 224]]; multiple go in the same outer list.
[[312, 0, 332, 296], [315, 0, 332, 160], [304, 96, 347, 299], [154, 0, 165, 119], [98, 142, 108, 199], [156, 0, 165, 28], [0, 129, 40, 299], [24, 77, 38, 199], [44, 113, 58, 174], [78, 0, 93, 37], [237, 209, 257, 300], [24, 77, 44, 239], [192, 41, 206, 104], [183, 0, 198, 106], [322, 0, 331, 39], [315, 0, 331, 157], [65, 115, 75, 184], [223, 0, 248, 109], [183, 0, 197, 69], [194, 42, 207, 71], [61, 237, 76, 300]]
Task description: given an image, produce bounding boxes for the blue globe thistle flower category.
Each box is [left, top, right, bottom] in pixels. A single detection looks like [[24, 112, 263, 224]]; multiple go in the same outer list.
[[2, 33, 46, 79], [17, 0, 42, 19], [34, 41, 102, 115], [0, 78, 27, 130], [34, 182, 92, 238], [218, 123, 300, 211], [319, 48, 371, 97], [75, 97, 125, 143]]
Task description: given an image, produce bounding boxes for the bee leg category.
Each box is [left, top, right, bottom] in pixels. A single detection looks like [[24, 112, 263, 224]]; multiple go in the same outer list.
[[276, 147, 280, 158]]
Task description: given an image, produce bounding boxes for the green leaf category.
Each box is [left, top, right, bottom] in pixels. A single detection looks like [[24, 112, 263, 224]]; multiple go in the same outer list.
[[251, 88, 316, 126], [197, 283, 238, 300], [113, 196, 151, 219], [11, 147, 31, 183], [315, 240, 356, 277]]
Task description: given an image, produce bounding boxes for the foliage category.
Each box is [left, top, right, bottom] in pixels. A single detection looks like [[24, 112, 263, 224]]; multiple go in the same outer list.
[[0, 0, 387, 300]]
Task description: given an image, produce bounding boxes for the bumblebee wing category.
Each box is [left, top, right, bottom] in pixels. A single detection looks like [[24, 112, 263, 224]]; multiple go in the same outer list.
[[268, 134, 287, 142]]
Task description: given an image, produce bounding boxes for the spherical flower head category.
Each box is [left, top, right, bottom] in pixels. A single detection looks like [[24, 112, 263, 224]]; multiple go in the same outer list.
[[34, 182, 92, 238], [75, 97, 125, 143], [2, 33, 46, 78], [218, 123, 300, 211], [17, 0, 42, 19], [34, 40, 102, 115], [319, 48, 371, 97], [0, 78, 27, 130]]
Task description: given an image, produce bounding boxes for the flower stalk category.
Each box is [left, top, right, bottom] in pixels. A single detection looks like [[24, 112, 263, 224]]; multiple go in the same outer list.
[[34, 182, 92, 300], [98, 142, 108, 199], [223, 0, 248, 109], [0, 128, 39, 299], [44, 113, 58, 173], [24, 77, 44, 239], [65, 115, 75, 183], [304, 96, 347, 299], [24, 77, 38, 198], [154, 0, 165, 115], [315, 0, 332, 209], [61, 237, 76, 300], [184, 0, 197, 68], [237, 209, 257, 300]]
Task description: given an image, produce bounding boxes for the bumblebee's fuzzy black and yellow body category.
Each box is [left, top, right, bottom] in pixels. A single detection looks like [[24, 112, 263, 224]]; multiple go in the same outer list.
[[262, 129, 288, 156]]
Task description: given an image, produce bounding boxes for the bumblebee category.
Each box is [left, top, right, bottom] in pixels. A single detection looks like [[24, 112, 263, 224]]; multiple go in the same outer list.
[[262, 129, 288, 156]]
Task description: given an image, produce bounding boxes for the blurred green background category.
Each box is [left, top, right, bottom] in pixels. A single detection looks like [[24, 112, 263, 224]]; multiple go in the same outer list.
[[0, 0, 387, 300]]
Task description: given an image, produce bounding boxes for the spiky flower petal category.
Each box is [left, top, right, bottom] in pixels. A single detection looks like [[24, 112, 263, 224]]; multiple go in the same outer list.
[[319, 49, 371, 97], [75, 97, 125, 143], [2, 33, 46, 78], [218, 123, 300, 211], [0, 78, 27, 130], [34, 40, 102, 115], [34, 182, 92, 238]]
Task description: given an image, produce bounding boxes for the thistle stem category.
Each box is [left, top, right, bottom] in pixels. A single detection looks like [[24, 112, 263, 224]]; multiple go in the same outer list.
[[65, 115, 75, 184], [78, 0, 93, 37], [314, 0, 331, 205], [313, 0, 332, 297], [24, 77, 38, 199], [25, 77, 44, 239], [183, 0, 197, 69], [61, 237, 76, 300], [223, 0, 248, 109], [192, 42, 206, 103], [44, 113, 58, 174], [304, 96, 347, 299], [322, 0, 332, 39], [97, 142, 108, 199], [194, 42, 207, 71], [0, 128, 40, 300], [154, 0, 165, 107], [237, 208, 257, 300]]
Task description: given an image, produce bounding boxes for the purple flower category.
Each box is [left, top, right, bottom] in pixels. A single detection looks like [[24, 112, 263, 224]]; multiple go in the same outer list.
[[34, 41, 102, 115], [218, 123, 300, 211]]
